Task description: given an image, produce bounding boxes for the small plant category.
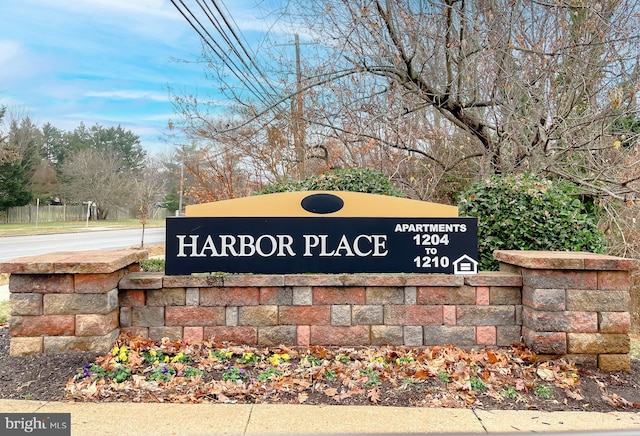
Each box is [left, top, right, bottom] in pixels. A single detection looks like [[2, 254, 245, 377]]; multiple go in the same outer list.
[[535, 383, 554, 399], [335, 354, 351, 364], [222, 366, 247, 382], [209, 349, 233, 361], [170, 352, 190, 363], [149, 365, 176, 382], [324, 369, 337, 381], [84, 364, 129, 382], [236, 352, 260, 365], [469, 376, 486, 391], [181, 366, 203, 378], [75, 362, 130, 383], [257, 367, 282, 382], [370, 356, 389, 367], [111, 366, 132, 383], [90, 363, 107, 378], [268, 353, 291, 366], [359, 369, 382, 386], [300, 355, 323, 366], [395, 355, 415, 365], [111, 346, 130, 363], [502, 385, 517, 399], [75, 363, 105, 380], [142, 349, 166, 364], [437, 370, 451, 384]]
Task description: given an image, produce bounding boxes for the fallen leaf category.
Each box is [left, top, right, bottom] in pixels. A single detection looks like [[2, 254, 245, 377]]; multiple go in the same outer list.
[[414, 369, 430, 379], [486, 349, 499, 364], [537, 368, 555, 381], [323, 387, 338, 397], [368, 387, 380, 404], [564, 389, 584, 401]]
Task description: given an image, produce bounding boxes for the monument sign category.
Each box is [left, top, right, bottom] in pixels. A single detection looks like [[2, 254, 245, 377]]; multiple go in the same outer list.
[[165, 192, 478, 275]]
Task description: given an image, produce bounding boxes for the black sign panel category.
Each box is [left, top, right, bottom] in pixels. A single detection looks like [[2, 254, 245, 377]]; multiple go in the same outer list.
[[165, 217, 478, 275]]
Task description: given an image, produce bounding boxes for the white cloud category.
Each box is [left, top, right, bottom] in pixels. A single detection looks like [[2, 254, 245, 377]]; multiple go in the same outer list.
[[85, 90, 169, 102], [70, 0, 181, 20], [0, 40, 22, 64]]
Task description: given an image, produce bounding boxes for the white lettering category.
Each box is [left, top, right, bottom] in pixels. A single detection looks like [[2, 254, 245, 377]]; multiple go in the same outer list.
[[219, 235, 238, 256], [303, 234, 388, 257], [237, 235, 256, 256], [199, 235, 221, 257], [353, 234, 373, 256], [334, 234, 355, 256], [256, 234, 277, 257], [372, 235, 388, 256], [303, 235, 320, 256], [177, 235, 204, 257], [277, 234, 295, 256], [318, 235, 335, 256], [395, 223, 468, 233]]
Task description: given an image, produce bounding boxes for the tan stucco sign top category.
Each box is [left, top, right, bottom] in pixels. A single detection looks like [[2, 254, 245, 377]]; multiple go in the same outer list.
[[185, 191, 458, 218]]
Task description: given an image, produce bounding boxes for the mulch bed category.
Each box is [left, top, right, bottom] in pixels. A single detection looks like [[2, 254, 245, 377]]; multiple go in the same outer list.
[[1, 327, 640, 412]]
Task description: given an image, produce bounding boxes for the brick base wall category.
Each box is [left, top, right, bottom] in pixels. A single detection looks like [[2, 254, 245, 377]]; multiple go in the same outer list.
[[1, 249, 635, 371], [118, 272, 523, 349]]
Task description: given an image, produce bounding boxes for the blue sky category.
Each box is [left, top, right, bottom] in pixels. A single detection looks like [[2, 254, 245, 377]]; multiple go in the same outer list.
[[0, 0, 286, 155]]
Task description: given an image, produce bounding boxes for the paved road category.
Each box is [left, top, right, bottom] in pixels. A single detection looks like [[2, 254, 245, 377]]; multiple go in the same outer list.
[[0, 227, 165, 262]]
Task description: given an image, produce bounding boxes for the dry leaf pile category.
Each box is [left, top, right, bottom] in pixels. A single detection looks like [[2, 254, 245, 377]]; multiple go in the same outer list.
[[64, 336, 635, 409]]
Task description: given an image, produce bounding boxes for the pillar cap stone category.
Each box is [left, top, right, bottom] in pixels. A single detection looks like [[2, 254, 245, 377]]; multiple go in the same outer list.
[[494, 250, 636, 271], [0, 249, 148, 274]]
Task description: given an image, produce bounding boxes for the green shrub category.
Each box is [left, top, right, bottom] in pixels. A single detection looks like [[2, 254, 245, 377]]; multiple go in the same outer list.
[[458, 173, 605, 271], [140, 258, 165, 272], [257, 167, 402, 197]]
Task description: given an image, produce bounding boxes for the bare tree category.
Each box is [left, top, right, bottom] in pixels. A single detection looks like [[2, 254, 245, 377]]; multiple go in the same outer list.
[[172, 0, 640, 202], [131, 157, 168, 246], [59, 148, 134, 220]]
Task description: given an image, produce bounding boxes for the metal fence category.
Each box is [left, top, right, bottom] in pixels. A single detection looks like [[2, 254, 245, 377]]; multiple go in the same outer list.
[[2, 204, 167, 224]]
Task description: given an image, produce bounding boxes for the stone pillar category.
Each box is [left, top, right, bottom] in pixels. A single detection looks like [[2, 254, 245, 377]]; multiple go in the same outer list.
[[0, 249, 146, 356], [495, 250, 635, 371]]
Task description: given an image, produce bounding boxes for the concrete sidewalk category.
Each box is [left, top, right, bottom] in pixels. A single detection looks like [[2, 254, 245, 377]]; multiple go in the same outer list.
[[1, 400, 639, 435]]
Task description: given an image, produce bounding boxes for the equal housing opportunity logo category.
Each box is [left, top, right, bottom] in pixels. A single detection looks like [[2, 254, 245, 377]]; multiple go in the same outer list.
[[1, 414, 70, 435]]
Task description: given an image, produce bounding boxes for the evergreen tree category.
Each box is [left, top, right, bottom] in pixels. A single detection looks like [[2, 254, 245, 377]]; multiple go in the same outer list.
[[0, 159, 33, 211]]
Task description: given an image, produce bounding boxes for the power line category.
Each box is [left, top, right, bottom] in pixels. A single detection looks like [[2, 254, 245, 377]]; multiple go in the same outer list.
[[208, 1, 274, 88], [173, 0, 272, 107], [200, 0, 281, 104], [170, 0, 282, 110]]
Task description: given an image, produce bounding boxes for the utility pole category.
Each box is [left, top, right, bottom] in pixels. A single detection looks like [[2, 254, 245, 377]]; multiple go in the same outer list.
[[278, 34, 307, 179], [293, 34, 305, 179], [178, 143, 185, 216]]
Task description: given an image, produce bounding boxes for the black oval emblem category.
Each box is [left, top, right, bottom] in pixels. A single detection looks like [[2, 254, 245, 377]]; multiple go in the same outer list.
[[301, 193, 344, 214]]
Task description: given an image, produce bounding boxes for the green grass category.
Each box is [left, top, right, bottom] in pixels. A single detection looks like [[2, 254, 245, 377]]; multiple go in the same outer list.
[[0, 300, 9, 324], [140, 258, 165, 272], [0, 219, 165, 237], [630, 335, 640, 359]]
